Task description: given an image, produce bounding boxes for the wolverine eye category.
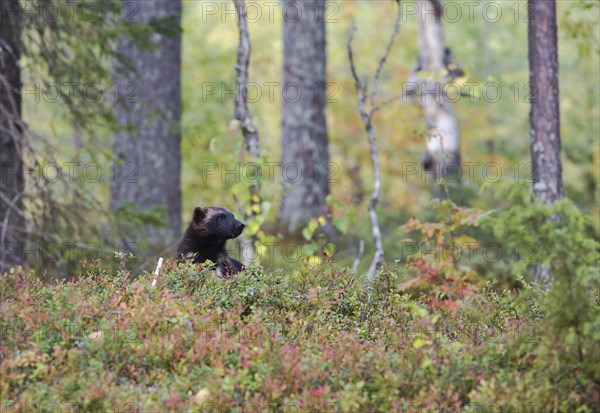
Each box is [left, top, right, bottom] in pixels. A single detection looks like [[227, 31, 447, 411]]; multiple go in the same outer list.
[[217, 214, 226, 222]]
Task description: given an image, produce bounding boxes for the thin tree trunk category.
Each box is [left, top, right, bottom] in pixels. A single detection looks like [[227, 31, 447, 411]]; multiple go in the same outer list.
[[111, 0, 182, 254], [0, 0, 25, 271], [234, 0, 261, 266], [280, 0, 331, 235], [348, 5, 402, 283], [411, 0, 461, 183], [528, 0, 562, 287]]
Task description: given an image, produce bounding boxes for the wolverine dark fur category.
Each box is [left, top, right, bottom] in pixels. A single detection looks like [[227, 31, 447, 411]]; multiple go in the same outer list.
[[176, 206, 245, 276]]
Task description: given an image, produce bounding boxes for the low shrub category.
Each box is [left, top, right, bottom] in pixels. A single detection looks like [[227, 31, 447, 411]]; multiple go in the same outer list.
[[1, 259, 598, 412]]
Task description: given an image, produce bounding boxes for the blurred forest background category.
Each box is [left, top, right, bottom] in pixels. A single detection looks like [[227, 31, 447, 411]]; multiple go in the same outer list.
[[2, 0, 599, 278], [2, 1, 600, 410]]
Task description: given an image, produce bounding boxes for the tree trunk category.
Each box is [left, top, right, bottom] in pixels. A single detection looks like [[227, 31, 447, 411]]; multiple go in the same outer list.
[[347, 4, 403, 282], [0, 0, 25, 271], [111, 0, 182, 252], [529, 0, 562, 205], [233, 0, 261, 266], [411, 0, 461, 183], [528, 0, 562, 286], [279, 0, 331, 235]]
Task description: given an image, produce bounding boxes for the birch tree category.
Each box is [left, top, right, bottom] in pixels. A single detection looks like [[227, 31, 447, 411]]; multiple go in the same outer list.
[[408, 0, 463, 183]]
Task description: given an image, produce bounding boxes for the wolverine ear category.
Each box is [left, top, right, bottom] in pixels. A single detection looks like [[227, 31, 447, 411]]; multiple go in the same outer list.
[[193, 207, 206, 223]]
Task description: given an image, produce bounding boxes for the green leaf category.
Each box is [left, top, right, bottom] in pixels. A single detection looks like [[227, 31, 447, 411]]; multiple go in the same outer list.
[[302, 227, 312, 241], [308, 219, 319, 234], [333, 217, 349, 234], [413, 339, 432, 349], [324, 243, 336, 257]]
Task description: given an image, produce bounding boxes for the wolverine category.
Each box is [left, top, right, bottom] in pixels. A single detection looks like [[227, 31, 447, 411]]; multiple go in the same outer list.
[[176, 206, 245, 276]]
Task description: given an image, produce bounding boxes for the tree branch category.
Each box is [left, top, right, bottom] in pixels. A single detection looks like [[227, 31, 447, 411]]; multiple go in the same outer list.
[[371, 7, 402, 107], [347, 5, 401, 284]]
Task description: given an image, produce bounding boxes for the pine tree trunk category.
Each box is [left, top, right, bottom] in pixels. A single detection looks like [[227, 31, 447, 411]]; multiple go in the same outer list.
[[529, 0, 562, 205], [279, 0, 331, 235], [111, 0, 182, 252], [528, 0, 562, 287], [0, 0, 25, 271]]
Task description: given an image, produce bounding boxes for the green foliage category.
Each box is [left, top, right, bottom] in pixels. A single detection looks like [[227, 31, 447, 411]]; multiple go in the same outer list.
[[327, 195, 357, 236], [479, 183, 600, 406], [561, 0, 600, 57], [17, 0, 184, 277], [148, 15, 183, 38], [481, 181, 599, 283], [113, 201, 168, 228], [23, 0, 120, 129], [22, 0, 182, 130], [1, 261, 598, 411]]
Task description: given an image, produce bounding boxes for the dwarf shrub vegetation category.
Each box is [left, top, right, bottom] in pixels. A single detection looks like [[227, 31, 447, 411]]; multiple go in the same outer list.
[[1, 191, 598, 412]]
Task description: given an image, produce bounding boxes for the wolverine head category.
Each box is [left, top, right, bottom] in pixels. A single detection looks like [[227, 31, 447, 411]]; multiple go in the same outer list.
[[190, 206, 245, 240]]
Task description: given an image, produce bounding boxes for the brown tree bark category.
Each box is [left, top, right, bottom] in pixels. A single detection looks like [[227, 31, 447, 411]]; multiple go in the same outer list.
[[0, 0, 25, 271], [529, 0, 563, 205], [528, 0, 563, 287], [110, 0, 182, 254], [279, 0, 331, 235]]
